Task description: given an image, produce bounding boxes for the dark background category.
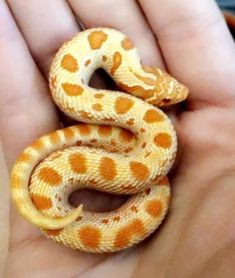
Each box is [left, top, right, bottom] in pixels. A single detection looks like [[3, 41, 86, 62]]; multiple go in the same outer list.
[[217, 0, 235, 12]]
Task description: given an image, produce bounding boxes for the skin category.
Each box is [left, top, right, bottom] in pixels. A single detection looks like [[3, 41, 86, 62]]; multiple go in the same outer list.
[[1, 0, 235, 277]]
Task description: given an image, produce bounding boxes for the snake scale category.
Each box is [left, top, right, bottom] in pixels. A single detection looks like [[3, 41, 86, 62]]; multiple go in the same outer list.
[[10, 28, 188, 253]]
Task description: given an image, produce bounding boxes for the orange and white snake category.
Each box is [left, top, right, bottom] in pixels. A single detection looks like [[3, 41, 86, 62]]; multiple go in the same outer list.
[[10, 28, 188, 253]]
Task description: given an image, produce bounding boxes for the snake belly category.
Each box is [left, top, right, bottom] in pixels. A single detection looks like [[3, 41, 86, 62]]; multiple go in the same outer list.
[[10, 28, 188, 253]]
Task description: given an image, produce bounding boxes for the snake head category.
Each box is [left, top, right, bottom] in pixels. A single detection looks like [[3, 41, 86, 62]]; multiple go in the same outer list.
[[121, 65, 189, 107], [145, 68, 189, 107]]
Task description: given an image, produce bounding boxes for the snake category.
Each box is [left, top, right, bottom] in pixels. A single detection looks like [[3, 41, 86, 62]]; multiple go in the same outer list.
[[10, 28, 188, 253]]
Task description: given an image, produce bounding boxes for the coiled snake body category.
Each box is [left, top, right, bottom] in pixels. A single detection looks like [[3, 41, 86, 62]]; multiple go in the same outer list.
[[10, 28, 188, 253]]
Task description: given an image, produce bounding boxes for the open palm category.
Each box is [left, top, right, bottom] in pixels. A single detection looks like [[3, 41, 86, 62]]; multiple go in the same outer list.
[[1, 0, 235, 277]]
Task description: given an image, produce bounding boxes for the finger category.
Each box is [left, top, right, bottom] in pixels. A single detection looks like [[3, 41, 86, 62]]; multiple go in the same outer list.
[[0, 0, 59, 250], [0, 1, 58, 166], [0, 141, 9, 271], [7, 0, 79, 75], [138, 0, 235, 107], [68, 0, 165, 68]]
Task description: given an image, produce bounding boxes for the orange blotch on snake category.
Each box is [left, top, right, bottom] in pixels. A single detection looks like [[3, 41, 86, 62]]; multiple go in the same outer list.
[[63, 128, 74, 140], [84, 59, 91, 67], [16, 152, 31, 164], [62, 83, 84, 96], [141, 64, 156, 74], [126, 118, 135, 126], [121, 38, 134, 50], [99, 157, 117, 180], [102, 55, 107, 62], [115, 97, 134, 115], [141, 142, 147, 148], [132, 71, 156, 86], [110, 52, 122, 75], [76, 216, 83, 222], [10, 174, 22, 189], [102, 219, 109, 224], [119, 129, 134, 142], [154, 133, 172, 149], [30, 193, 52, 211], [122, 184, 135, 191], [110, 140, 116, 146], [130, 161, 149, 181], [145, 188, 151, 195], [145, 151, 152, 158], [87, 179, 98, 186], [57, 196, 62, 201], [79, 110, 92, 120], [68, 177, 75, 185], [69, 153, 87, 174], [79, 226, 101, 248], [48, 132, 60, 144], [44, 229, 63, 236], [76, 124, 91, 136], [149, 175, 162, 185], [76, 140, 82, 146], [61, 54, 78, 72], [114, 219, 145, 249], [102, 117, 114, 122], [113, 216, 121, 222], [31, 139, 44, 151], [118, 82, 154, 100], [92, 103, 103, 112], [143, 109, 164, 123], [50, 76, 57, 89], [98, 125, 112, 137], [124, 147, 133, 153], [90, 139, 98, 144], [94, 93, 104, 99], [38, 167, 62, 186], [158, 176, 169, 186], [145, 199, 163, 218], [88, 30, 108, 50], [130, 206, 138, 213]]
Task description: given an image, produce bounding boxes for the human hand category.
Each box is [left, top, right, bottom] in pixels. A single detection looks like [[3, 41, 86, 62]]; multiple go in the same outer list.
[[1, 0, 235, 277]]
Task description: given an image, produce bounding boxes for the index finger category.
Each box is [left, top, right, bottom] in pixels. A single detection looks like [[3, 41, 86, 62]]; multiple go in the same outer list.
[[0, 1, 58, 166]]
